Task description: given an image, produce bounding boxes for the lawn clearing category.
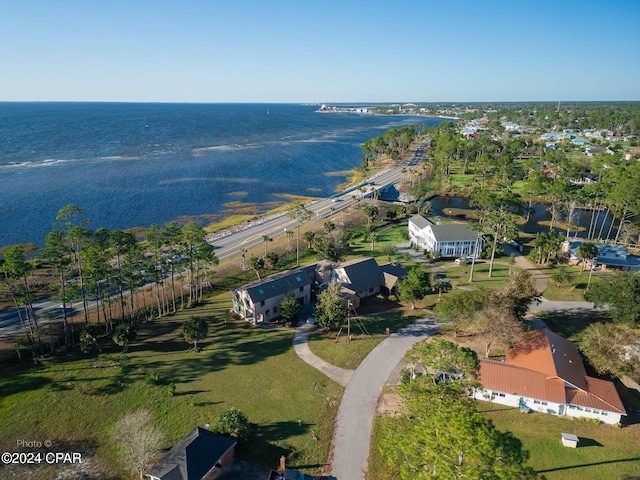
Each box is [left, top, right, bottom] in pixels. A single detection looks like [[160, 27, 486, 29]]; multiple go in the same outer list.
[[476, 402, 640, 480], [443, 259, 514, 289], [307, 309, 424, 370], [540, 264, 605, 301], [0, 292, 343, 479]]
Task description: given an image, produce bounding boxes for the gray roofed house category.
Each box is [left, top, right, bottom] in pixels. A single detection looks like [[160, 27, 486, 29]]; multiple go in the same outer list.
[[231, 265, 315, 324], [563, 240, 640, 272], [332, 257, 385, 299], [408, 215, 482, 258], [232, 258, 407, 323], [146, 427, 236, 480]]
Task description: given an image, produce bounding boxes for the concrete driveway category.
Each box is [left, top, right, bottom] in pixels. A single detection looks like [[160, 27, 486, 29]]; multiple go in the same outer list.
[[329, 318, 436, 480]]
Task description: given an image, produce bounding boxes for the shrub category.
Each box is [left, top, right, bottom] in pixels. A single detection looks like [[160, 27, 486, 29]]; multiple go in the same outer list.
[[166, 382, 176, 396], [214, 408, 250, 442], [149, 371, 160, 384]]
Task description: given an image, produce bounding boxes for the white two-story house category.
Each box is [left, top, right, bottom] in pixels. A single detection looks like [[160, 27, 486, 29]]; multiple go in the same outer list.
[[408, 215, 482, 258]]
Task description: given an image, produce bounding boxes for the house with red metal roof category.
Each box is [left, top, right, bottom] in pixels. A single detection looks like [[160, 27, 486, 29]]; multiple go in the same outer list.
[[472, 329, 626, 425]]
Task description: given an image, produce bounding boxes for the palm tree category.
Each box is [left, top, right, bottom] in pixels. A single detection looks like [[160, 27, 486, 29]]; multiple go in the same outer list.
[[262, 235, 272, 257]]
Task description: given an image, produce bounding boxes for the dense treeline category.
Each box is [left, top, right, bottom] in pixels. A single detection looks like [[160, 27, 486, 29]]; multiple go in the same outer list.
[[1, 205, 217, 362], [407, 108, 640, 248], [361, 125, 421, 166], [457, 102, 640, 134]]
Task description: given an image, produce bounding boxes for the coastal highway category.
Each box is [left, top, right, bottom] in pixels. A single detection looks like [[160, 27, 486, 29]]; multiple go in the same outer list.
[[0, 142, 428, 339], [210, 140, 429, 260]]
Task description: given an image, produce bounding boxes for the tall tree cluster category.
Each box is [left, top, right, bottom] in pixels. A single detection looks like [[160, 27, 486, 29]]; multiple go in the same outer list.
[[1, 205, 218, 358]]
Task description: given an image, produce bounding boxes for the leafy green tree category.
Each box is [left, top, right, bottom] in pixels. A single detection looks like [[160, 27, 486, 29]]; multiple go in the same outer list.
[[379, 379, 536, 479], [551, 266, 572, 287], [265, 251, 279, 269], [503, 268, 541, 320], [585, 272, 640, 326], [279, 291, 300, 327], [434, 289, 486, 337], [214, 408, 250, 442], [248, 255, 264, 279], [110, 229, 138, 321], [163, 221, 183, 313], [145, 223, 170, 318], [471, 189, 521, 278], [182, 221, 212, 306], [408, 338, 479, 382], [364, 205, 378, 229], [315, 283, 347, 330], [473, 292, 524, 357], [577, 242, 599, 290], [303, 230, 316, 249], [79, 323, 105, 354], [577, 242, 599, 273], [433, 277, 452, 299], [182, 316, 208, 351], [578, 322, 637, 378], [397, 267, 430, 309], [313, 232, 347, 262], [82, 234, 115, 331]]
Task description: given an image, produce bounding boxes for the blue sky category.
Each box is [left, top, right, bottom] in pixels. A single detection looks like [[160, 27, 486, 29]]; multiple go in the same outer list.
[[1, 0, 639, 102]]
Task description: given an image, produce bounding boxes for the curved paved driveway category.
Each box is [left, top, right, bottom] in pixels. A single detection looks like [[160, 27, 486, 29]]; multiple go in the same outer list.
[[330, 318, 436, 480], [293, 323, 354, 387]]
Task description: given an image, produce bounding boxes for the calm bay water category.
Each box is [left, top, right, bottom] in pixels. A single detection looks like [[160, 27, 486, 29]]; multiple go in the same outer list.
[[0, 103, 444, 247]]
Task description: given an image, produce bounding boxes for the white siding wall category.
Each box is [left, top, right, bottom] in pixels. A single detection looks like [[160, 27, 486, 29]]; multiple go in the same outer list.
[[473, 388, 622, 425]]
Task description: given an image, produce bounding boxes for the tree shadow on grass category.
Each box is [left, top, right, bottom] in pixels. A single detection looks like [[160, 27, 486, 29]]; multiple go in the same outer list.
[[537, 456, 640, 474], [0, 375, 52, 396]]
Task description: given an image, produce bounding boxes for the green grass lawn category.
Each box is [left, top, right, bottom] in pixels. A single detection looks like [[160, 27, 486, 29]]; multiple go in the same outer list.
[[541, 265, 604, 301], [0, 293, 343, 479], [368, 397, 640, 480], [307, 309, 424, 370], [477, 402, 640, 480], [443, 259, 514, 289]]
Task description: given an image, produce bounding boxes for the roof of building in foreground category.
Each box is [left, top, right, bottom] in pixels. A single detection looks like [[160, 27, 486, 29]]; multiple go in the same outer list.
[[478, 329, 625, 415]]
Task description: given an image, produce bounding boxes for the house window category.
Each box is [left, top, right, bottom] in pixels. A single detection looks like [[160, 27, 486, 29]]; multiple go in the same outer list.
[[260, 300, 265, 307], [601, 412, 608, 416], [497, 392, 505, 397], [266, 309, 270, 317], [533, 400, 540, 405], [258, 288, 265, 294], [273, 307, 278, 314], [299, 286, 304, 293]]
